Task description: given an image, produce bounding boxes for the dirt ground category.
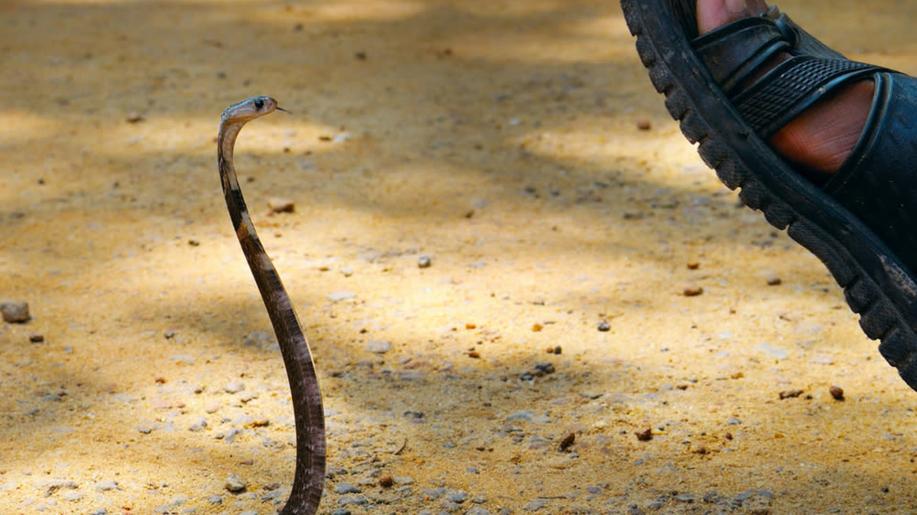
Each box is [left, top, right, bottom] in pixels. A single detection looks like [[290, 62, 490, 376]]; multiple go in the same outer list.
[[1, 0, 915, 513]]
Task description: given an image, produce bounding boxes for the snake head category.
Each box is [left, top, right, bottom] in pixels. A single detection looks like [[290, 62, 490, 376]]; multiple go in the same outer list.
[[220, 96, 282, 124]]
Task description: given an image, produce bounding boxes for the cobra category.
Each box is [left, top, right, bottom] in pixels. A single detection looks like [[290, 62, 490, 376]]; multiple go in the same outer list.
[[217, 96, 326, 514]]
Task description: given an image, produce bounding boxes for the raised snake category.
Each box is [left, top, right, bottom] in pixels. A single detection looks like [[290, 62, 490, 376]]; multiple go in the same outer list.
[[217, 96, 325, 514]]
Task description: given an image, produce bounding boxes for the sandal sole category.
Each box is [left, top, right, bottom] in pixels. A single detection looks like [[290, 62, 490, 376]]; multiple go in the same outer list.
[[621, 0, 917, 391]]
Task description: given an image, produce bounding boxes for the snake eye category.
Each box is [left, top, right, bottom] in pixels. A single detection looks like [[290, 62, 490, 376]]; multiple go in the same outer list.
[[254, 98, 264, 110]]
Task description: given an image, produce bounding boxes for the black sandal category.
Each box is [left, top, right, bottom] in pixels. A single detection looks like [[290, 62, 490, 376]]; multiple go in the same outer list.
[[620, 0, 917, 391]]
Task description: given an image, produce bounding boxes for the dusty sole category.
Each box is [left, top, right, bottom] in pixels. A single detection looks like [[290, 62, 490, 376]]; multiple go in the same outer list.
[[620, 0, 917, 391]]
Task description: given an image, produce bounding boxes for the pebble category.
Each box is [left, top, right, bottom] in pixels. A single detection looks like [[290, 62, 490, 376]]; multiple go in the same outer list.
[[558, 432, 575, 452], [779, 389, 804, 400], [366, 340, 392, 353], [136, 422, 154, 434], [29, 334, 44, 343], [224, 474, 246, 493], [188, 417, 207, 432], [334, 483, 361, 494], [331, 510, 351, 515], [683, 286, 704, 297], [207, 495, 223, 505], [829, 385, 845, 401], [338, 494, 369, 506], [95, 480, 118, 492], [61, 491, 82, 502], [524, 499, 548, 512], [757, 342, 789, 360], [636, 119, 652, 131], [533, 363, 555, 375], [417, 255, 432, 268], [379, 475, 394, 488], [422, 487, 447, 500], [223, 381, 245, 394], [1, 301, 30, 323], [597, 321, 611, 332], [328, 291, 356, 302], [446, 490, 468, 503], [765, 272, 782, 286], [267, 197, 295, 213], [466, 508, 490, 515], [43, 479, 78, 496], [635, 428, 653, 441], [126, 112, 144, 123]]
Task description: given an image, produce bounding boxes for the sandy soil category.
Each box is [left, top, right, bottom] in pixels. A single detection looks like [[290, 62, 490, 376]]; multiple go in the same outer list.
[[1, 1, 915, 513]]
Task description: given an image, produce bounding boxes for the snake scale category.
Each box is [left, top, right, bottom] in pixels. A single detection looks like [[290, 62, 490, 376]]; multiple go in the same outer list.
[[217, 96, 326, 514]]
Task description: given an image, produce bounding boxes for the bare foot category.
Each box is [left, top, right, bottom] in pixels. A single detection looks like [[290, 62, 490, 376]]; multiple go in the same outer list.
[[696, 0, 873, 175]]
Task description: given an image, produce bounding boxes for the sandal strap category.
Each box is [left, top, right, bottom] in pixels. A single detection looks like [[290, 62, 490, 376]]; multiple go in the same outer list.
[[693, 16, 794, 94], [732, 56, 883, 138], [826, 72, 917, 275], [764, 6, 843, 60]]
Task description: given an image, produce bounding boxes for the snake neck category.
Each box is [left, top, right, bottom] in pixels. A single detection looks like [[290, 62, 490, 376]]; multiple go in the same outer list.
[[217, 121, 244, 195]]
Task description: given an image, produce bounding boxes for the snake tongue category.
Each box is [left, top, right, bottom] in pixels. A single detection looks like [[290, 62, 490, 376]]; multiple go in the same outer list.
[[275, 106, 292, 114]]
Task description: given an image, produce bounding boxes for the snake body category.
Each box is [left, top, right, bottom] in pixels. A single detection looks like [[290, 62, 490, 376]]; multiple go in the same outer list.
[[217, 96, 325, 514]]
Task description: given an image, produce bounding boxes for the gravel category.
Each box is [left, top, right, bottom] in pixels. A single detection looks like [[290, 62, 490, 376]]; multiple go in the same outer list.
[[1, 301, 30, 323], [223, 381, 245, 394], [334, 483, 361, 494], [366, 340, 392, 353], [224, 474, 246, 493], [267, 197, 295, 213]]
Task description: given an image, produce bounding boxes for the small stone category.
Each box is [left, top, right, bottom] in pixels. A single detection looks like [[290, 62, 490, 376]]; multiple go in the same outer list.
[[531, 323, 543, 332], [188, 417, 207, 432], [126, 112, 144, 123], [207, 495, 223, 505], [635, 428, 653, 442], [44, 479, 78, 496], [224, 474, 246, 493], [334, 483, 361, 494], [328, 291, 356, 302], [417, 255, 432, 268], [765, 274, 782, 286], [61, 491, 82, 502], [224, 381, 245, 394], [533, 362, 555, 375], [829, 385, 845, 401], [446, 490, 468, 503], [683, 286, 704, 297], [636, 119, 652, 131], [506, 411, 534, 422], [366, 340, 392, 354], [331, 510, 351, 515], [163, 330, 176, 339], [686, 262, 700, 270], [1, 301, 30, 323], [267, 197, 295, 213], [597, 321, 611, 332], [779, 389, 805, 400], [558, 432, 575, 451], [29, 334, 44, 343], [338, 494, 369, 506], [524, 499, 548, 512], [95, 480, 119, 492], [137, 423, 154, 434], [468, 350, 481, 359], [757, 342, 789, 360]]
